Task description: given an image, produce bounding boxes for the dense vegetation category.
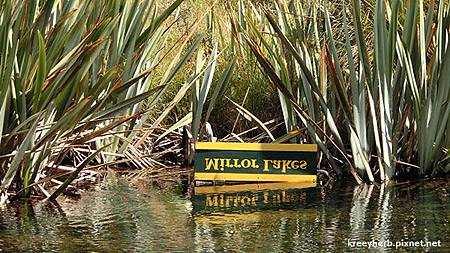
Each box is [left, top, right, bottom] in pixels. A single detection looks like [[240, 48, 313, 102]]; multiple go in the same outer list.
[[0, 0, 449, 203]]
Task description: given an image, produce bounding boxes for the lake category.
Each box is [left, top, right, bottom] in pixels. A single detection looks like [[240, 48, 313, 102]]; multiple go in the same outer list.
[[0, 176, 448, 252]]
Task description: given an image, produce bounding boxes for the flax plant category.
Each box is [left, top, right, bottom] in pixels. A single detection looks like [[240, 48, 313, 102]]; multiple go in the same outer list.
[[119, 6, 236, 166], [0, 0, 199, 201], [232, 0, 449, 182]]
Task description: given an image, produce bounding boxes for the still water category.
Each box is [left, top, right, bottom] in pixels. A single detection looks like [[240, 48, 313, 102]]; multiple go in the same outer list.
[[0, 176, 448, 252]]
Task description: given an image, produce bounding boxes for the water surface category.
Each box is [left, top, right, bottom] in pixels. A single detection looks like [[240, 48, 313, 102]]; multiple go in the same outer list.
[[0, 178, 448, 252]]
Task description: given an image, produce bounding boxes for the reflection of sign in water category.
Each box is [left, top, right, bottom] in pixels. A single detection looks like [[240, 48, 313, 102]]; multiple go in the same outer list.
[[192, 183, 318, 214], [194, 142, 317, 182]]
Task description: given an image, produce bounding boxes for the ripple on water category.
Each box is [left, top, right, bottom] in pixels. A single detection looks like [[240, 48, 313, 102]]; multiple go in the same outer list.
[[0, 179, 448, 252]]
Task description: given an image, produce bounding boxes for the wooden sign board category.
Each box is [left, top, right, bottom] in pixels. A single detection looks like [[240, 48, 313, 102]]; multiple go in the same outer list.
[[194, 142, 317, 183]]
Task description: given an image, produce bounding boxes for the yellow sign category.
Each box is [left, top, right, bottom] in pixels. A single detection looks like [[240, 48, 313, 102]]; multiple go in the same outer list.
[[194, 142, 318, 183]]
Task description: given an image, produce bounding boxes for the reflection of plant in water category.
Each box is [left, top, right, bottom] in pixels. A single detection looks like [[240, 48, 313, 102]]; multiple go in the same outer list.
[[373, 183, 393, 244], [349, 184, 374, 238]]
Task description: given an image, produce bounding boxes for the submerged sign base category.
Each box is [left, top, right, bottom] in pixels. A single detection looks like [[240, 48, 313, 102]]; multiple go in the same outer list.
[[194, 142, 317, 183]]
